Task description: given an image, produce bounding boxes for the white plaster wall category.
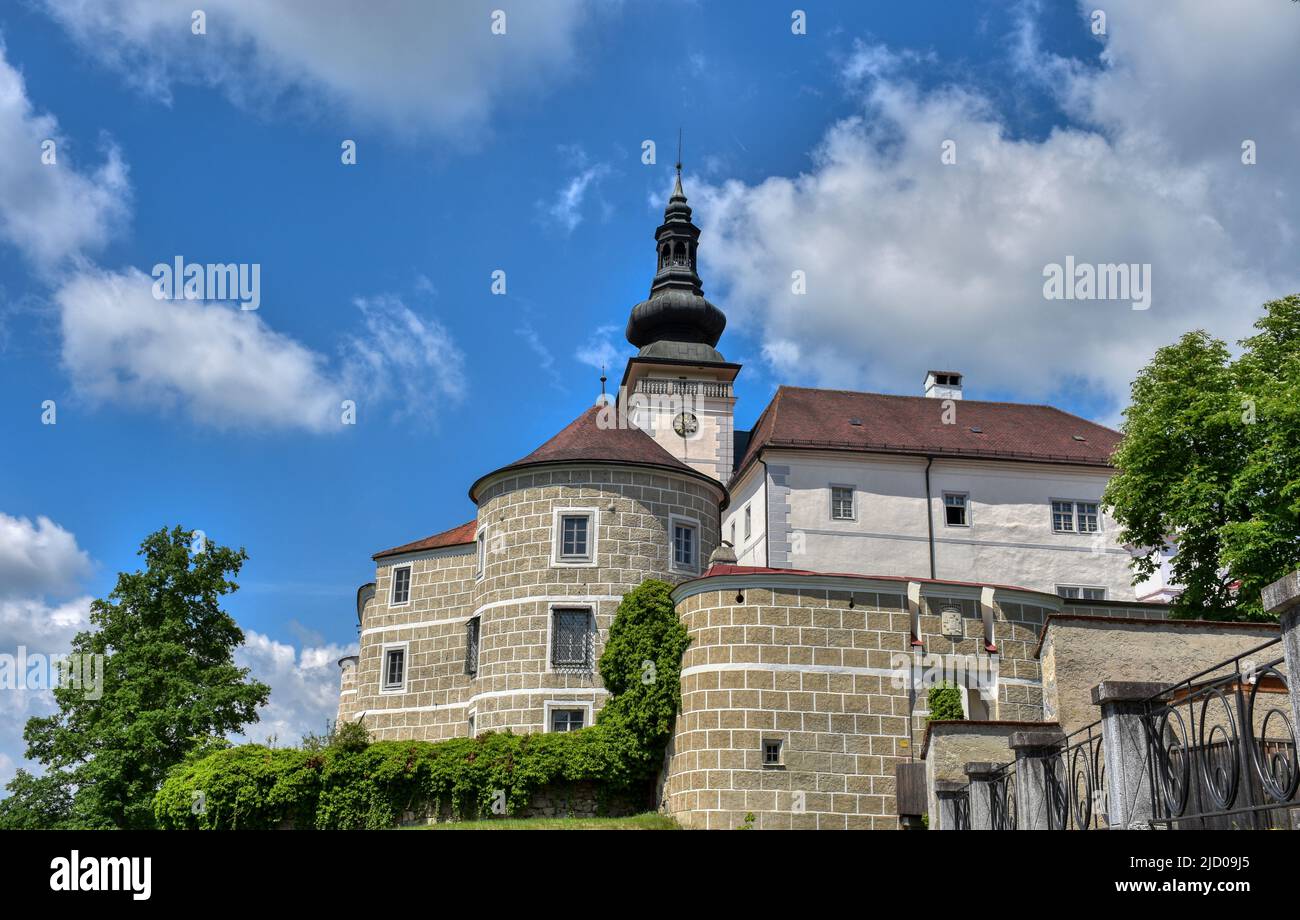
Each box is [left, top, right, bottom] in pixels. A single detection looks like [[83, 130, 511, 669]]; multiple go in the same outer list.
[[765, 451, 1139, 598], [631, 392, 735, 482], [723, 462, 767, 566]]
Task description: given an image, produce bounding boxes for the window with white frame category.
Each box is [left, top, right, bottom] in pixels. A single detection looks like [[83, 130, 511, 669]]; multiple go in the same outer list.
[[476, 532, 486, 579], [762, 738, 783, 767], [1057, 585, 1107, 600], [467, 710, 476, 737], [743, 504, 752, 540], [944, 492, 969, 527], [553, 510, 595, 564], [549, 708, 586, 732], [1052, 500, 1100, 533], [464, 616, 481, 676], [671, 517, 699, 573], [730, 520, 736, 548], [831, 485, 854, 521], [551, 608, 593, 671], [381, 645, 407, 692], [390, 565, 411, 605]]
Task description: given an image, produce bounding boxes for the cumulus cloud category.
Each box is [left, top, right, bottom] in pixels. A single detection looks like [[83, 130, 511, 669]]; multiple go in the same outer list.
[[0, 513, 92, 599], [234, 630, 355, 746], [575, 323, 628, 374], [0, 513, 93, 787], [38, 0, 597, 142], [541, 161, 613, 234], [0, 39, 129, 269], [53, 268, 466, 431], [694, 1, 1300, 417]]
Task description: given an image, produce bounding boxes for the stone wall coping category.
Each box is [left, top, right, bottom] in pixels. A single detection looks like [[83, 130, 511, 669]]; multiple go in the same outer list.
[[964, 762, 1004, 779], [918, 719, 1049, 759], [1263, 570, 1300, 616], [934, 780, 967, 795], [1008, 729, 1065, 751], [1090, 680, 1172, 705], [1034, 612, 1279, 659]]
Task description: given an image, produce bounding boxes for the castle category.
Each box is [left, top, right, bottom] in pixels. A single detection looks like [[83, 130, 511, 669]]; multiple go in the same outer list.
[[334, 167, 1175, 829]]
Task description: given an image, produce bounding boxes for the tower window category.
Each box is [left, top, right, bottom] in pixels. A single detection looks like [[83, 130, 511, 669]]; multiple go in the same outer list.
[[551, 608, 594, 672], [762, 739, 784, 767], [465, 616, 481, 676], [550, 708, 586, 733], [390, 566, 411, 606], [381, 645, 407, 693], [552, 509, 597, 565], [671, 516, 699, 573]]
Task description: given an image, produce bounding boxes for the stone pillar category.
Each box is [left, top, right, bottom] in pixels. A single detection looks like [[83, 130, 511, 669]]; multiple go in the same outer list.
[[933, 780, 967, 830], [1008, 729, 1064, 830], [964, 762, 999, 830], [1091, 680, 1169, 830], [1263, 570, 1300, 737]]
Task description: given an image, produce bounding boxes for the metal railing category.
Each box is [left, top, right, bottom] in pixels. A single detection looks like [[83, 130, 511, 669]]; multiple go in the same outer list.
[[1142, 637, 1298, 830], [990, 760, 1017, 830], [1047, 721, 1107, 829]]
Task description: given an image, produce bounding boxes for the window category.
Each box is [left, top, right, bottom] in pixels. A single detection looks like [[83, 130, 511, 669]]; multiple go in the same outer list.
[[550, 708, 586, 733], [944, 492, 969, 527], [476, 532, 486, 579], [762, 739, 783, 767], [1057, 585, 1107, 601], [467, 711, 476, 737], [390, 566, 411, 605], [730, 521, 737, 547], [552, 509, 596, 565], [831, 486, 854, 521], [1052, 500, 1101, 533], [381, 646, 406, 692], [744, 504, 752, 540], [671, 516, 699, 573], [551, 608, 593, 671], [464, 616, 481, 676]]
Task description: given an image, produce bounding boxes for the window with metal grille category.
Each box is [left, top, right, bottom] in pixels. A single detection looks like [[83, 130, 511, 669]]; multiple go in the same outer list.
[[465, 616, 480, 676], [831, 486, 854, 520], [558, 514, 591, 561], [673, 521, 696, 570], [382, 647, 405, 691], [390, 566, 411, 605], [550, 708, 586, 732], [762, 739, 783, 766], [551, 609, 592, 671], [944, 492, 968, 527]]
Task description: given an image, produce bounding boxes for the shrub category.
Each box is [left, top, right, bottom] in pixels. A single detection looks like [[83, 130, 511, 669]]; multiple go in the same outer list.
[[926, 682, 965, 722]]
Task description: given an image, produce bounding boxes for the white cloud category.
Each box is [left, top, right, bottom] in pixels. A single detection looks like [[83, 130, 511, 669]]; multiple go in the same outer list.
[[39, 0, 598, 142], [234, 630, 355, 746], [542, 161, 612, 234], [575, 323, 627, 374], [53, 269, 466, 431], [0, 39, 129, 269], [694, 2, 1300, 415], [0, 514, 92, 600]]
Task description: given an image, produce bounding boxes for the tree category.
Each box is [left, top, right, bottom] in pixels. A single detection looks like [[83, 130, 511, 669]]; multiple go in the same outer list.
[[0, 769, 75, 829], [15, 525, 270, 828], [1104, 295, 1300, 620], [926, 682, 965, 722]]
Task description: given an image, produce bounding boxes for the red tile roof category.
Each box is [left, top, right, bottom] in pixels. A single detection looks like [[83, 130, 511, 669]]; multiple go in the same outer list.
[[734, 386, 1120, 483], [373, 519, 475, 560], [468, 404, 727, 502]]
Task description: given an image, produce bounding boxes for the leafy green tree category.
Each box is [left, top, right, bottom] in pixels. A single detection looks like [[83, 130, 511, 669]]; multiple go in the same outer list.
[[596, 579, 691, 769], [0, 769, 75, 829], [17, 525, 270, 828], [1104, 295, 1300, 620]]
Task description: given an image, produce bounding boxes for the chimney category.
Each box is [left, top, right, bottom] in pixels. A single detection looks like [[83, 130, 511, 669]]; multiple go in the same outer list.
[[924, 370, 963, 400]]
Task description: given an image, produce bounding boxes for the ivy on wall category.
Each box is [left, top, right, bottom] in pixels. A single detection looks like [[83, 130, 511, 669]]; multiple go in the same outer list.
[[154, 580, 690, 829], [926, 681, 965, 722]]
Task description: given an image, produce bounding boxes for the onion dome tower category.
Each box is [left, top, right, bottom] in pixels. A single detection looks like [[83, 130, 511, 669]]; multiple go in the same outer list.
[[618, 158, 740, 483]]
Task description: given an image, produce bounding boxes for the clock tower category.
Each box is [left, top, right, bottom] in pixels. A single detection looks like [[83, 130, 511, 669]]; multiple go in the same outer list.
[[619, 164, 739, 483]]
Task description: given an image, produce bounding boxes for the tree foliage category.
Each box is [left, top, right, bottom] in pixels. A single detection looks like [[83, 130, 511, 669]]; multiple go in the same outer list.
[[1104, 295, 1300, 620], [7, 525, 269, 828], [926, 682, 965, 722]]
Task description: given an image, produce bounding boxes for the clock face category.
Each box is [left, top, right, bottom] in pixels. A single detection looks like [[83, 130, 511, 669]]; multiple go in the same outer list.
[[673, 412, 699, 438]]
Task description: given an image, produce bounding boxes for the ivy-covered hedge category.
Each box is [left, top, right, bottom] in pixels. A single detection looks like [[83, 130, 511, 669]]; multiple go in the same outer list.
[[154, 579, 689, 829]]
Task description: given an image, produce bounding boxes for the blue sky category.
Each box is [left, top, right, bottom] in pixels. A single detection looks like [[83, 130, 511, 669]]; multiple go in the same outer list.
[[1, 0, 1297, 781]]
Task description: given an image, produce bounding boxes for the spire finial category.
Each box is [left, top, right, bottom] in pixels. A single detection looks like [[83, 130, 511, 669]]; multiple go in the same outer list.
[[671, 128, 685, 200], [600, 365, 607, 396]]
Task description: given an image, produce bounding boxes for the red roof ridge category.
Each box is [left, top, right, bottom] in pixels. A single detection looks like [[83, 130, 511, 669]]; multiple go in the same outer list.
[[373, 519, 476, 559]]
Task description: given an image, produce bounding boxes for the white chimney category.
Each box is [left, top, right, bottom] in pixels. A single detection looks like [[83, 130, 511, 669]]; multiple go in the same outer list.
[[924, 370, 963, 400]]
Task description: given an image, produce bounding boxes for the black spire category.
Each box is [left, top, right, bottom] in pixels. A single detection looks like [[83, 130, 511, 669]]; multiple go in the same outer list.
[[624, 159, 727, 363]]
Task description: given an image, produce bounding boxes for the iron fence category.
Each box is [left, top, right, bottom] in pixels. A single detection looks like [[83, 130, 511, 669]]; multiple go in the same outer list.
[[990, 760, 1016, 830]]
